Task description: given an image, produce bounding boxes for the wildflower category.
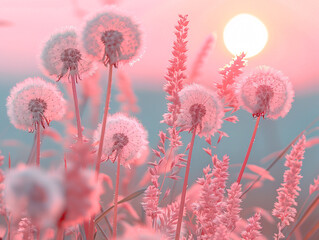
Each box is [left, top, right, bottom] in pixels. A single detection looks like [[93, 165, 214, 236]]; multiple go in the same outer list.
[[193, 155, 229, 238], [41, 27, 95, 82], [17, 218, 37, 240], [272, 135, 305, 239], [219, 182, 242, 232], [237, 66, 294, 119], [142, 184, 162, 220], [4, 165, 65, 228], [6, 77, 66, 132], [188, 33, 215, 84], [241, 212, 262, 240], [217, 52, 247, 110], [93, 113, 148, 166], [162, 14, 188, 148], [177, 83, 224, 137], [82, 9, 142, 67]]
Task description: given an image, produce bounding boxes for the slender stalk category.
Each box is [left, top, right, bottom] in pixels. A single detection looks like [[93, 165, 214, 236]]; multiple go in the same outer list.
[[175, 127, 197, 240], [71, 75, 83, 142], [112, 155, 121, 239], [95, 65, 113, 179], [56, 226, 64, 240], [8, 153, 11, 168], [27, 133, 37, 165], [237, 116, 261, 184], [36, 123, 41, 166]]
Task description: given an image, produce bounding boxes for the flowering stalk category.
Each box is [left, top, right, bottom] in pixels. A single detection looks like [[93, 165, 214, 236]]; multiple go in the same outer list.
[[71, 74, 83, 142], [217, 52, 246, 110], [95, 65, 113, 179], [237, 116, 260, 184], [273, 135, 306, 240], [175, 126, 197, 240], [113, 154, 121, 239], [36, 123, 41, 166]]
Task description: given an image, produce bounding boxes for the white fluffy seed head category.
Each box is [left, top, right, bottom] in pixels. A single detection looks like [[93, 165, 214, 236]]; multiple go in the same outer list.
[[177, 84, 224, 137], [94, 113, 148, 167], [41, 27, 96, 82], [237, 65, 294, 119], [82, 9, 142, 66], [6, 77, 66, 132]]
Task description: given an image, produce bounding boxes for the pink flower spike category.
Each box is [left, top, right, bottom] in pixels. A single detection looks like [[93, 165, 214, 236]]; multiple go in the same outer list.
[[188, 33, 216, 84], [217, 52, 247, 110], [272, 135, 306, 239], [41, 27, 96, 83], [241, 212, 262, 240], [177, 83, 224, 137], [82, 9, 142, 67], [238, 66, 294, 119], [217, 182, 242, 235], [6, 77, 66, 132]]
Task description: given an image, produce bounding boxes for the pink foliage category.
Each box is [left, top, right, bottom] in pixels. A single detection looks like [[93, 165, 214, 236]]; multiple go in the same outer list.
[[272, 135, 306, 239], [241, 212, 262, 240]]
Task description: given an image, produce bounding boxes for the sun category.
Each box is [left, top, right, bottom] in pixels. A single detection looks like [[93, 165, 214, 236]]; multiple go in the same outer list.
[[223, 14, 268, 58]]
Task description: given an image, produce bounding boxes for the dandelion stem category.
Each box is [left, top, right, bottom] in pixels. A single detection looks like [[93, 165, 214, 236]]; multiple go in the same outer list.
[[71, 75, 83, 142], [36, 123, 41, 166], [95, 65, 113, 179], [175, 126, 197, 240], [113, 155, 121, 239], [237, 116, 261, 184], [27, 133, 37, 165], [56, 226, 64, 240]]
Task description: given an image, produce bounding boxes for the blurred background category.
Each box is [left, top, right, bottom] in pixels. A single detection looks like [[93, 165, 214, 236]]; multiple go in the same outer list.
[[0, 0, 319, 239]]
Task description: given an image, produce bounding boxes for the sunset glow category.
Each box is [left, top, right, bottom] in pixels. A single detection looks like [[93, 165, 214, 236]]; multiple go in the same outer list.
[[223, 14, 268, 58]]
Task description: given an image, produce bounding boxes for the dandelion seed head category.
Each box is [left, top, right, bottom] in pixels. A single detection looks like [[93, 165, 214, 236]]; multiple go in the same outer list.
[[238, 66, 294, 119], [7, 77, 66, 132], [177, 84, 224, 137], [94, 113, 148, 166], [82, 9, 142, 66], [4, 165, 65, 228], [41, 27, 95, 82]]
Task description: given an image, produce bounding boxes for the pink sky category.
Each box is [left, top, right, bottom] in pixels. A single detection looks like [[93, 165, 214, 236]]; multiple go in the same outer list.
[[1, 0, 319, 93]]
